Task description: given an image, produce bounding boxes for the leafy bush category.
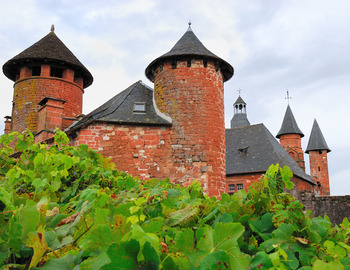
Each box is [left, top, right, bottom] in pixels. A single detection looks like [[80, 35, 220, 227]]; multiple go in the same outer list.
[[0, 131, 350, 269]]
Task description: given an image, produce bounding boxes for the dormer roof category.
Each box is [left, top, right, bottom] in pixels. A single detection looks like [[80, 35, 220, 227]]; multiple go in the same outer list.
[[276, 105, 304, 138], [3, 29, 93, 88], [145, 25, 233, 82], [305, 119, 331, 153], [67, 81, 172, 132]]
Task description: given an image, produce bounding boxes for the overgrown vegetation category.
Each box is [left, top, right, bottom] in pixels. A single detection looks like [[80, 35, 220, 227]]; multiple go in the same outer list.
[[1, 131, 350, 269]]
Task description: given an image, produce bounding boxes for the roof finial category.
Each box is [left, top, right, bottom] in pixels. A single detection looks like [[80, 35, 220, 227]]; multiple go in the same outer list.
[[51, 24, 55, 32], [237, 89, 242, 96], [187, 20, 192, 31], [285, 90, 291, 104]]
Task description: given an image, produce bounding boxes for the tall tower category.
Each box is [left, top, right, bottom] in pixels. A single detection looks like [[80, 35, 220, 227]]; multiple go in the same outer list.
[[145, 24, 233, 197], [2, 26, 93, 135], [276, 105, 306, 171], [230, 95, 250, 128], [305, 119, 331, 195]]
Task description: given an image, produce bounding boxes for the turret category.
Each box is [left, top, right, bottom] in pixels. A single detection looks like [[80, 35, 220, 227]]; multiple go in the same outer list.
[[145, 23, 234, 197], [305, 119, 331, 195], [230, 95, 250, 128], [2, 25, 93, 136], [276, 105, 305, 171]]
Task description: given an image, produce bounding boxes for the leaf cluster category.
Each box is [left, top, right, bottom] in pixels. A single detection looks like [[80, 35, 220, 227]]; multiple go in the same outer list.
[[1, 131, 350, 269]]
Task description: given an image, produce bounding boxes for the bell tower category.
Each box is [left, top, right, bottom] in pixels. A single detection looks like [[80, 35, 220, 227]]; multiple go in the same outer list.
[[2, 25, 93, 136], [145, 23, 233, 196]]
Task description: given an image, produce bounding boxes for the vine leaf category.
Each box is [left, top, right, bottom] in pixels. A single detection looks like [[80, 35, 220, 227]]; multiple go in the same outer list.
[[26, 227, 48, 269]]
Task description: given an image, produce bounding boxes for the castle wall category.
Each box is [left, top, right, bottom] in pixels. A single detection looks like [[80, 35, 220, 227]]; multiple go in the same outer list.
[[296, 191, 350, 224], [71, 123, 173, 179], [12, 74, 83, 133], [153, 60, 226, 197]]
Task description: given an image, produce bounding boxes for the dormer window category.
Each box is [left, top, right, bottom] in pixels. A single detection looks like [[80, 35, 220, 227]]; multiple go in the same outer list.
[[133, 102, 146, 113], [238, 146, 249, 154]]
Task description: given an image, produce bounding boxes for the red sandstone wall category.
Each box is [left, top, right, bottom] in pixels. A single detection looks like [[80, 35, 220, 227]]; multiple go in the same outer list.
[[226, 173, 264, 193], [153, 60, 226, 197], [279, 134, 305, 171], [309, 150, 330, 195], [226, 173, 314, 194], [11, 76, 83, 133], [71, 123, 173, 179]]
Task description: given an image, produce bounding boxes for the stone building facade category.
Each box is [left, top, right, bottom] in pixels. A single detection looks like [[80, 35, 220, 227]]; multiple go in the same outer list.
[[2, 25, 331, 198]]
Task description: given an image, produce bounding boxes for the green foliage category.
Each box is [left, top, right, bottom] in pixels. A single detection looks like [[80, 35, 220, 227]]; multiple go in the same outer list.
[[0, 131, 350, 269]]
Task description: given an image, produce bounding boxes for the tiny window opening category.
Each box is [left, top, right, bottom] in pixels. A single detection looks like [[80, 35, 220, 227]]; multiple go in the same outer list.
[[237, 184, 243, 190], [133, 102, 146, 113]]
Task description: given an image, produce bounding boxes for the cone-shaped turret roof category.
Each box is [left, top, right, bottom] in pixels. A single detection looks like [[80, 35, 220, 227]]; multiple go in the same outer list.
[[234, 96, 246, 105], [305, 119, 331, 153], [3, 27, 93, 88], [145, 24, 233, 82], [276, 105, 304, 138]]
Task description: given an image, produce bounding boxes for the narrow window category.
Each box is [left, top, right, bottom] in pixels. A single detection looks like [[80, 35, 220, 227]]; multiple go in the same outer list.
[[50, 67, 63, 78], [187, 60, 191, 67], [237, 184, 243, 190], [318, 166, 321, 171], [228, 184, 235, 192], [32, 66, 41, 76], [133, 102, 146, 113]]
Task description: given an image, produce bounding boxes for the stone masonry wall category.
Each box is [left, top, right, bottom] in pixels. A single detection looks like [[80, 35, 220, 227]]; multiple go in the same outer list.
[[308, 150, 330, 195], [153, 60, 226, 197], [11, 73, 83, 134], [71, 123, 173, 179], [279, 134, 305, 171], [297, 191, 350, 224]]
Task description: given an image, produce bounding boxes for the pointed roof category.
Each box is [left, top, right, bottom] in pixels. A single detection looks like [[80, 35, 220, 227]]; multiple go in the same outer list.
[[234, 96, 246, 105], [3, 28, 93, 88], [67, 81, 172, 132], [305, 119, 331, 153], [276, 105, 304, 138], [145, 25, 233, 82], [226, 124, 313, 184]]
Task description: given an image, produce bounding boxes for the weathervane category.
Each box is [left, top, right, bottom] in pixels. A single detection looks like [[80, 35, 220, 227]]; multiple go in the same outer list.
[[237, 89, 242, 96], [285, 90, 292, 104]]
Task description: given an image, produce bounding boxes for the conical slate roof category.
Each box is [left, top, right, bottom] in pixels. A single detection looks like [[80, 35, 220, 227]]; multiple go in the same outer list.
[[145, 25, 233, 82], [3, 28, 93, 88], [234, 96, 247, 105], [276, 105, 304, 138], [305, 119, 331, 153]]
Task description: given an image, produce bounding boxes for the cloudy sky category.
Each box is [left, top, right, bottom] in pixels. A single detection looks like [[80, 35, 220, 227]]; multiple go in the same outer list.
[[0, 0, 349, 195]]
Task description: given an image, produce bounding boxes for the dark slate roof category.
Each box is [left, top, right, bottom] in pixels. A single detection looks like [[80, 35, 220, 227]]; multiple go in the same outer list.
[[145, 25, 233, 82], [234, 96, 246, 105], [305, 119, 331, 153], [3, 30, 93, 88], [226, 123, 313, 183], [68, 81, 172, 131], [230, 114, 250, 128], [276, 105, 304, 138]]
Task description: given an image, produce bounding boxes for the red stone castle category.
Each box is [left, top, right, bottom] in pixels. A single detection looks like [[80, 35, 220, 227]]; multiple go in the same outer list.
[[2, 25, 331, 197]]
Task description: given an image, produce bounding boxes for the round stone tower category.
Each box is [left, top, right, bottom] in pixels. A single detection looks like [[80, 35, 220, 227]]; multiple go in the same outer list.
[[305, 119, 331, 195], [2, 26, 93, 134], [145, 24, 233, 197]]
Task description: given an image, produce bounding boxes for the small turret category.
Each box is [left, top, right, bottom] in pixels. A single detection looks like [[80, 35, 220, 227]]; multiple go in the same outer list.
[[276, 105, 305, 171], [306, 119, 331, 195], [230, 95, 250, 128], [2, 26, 93, 136]]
